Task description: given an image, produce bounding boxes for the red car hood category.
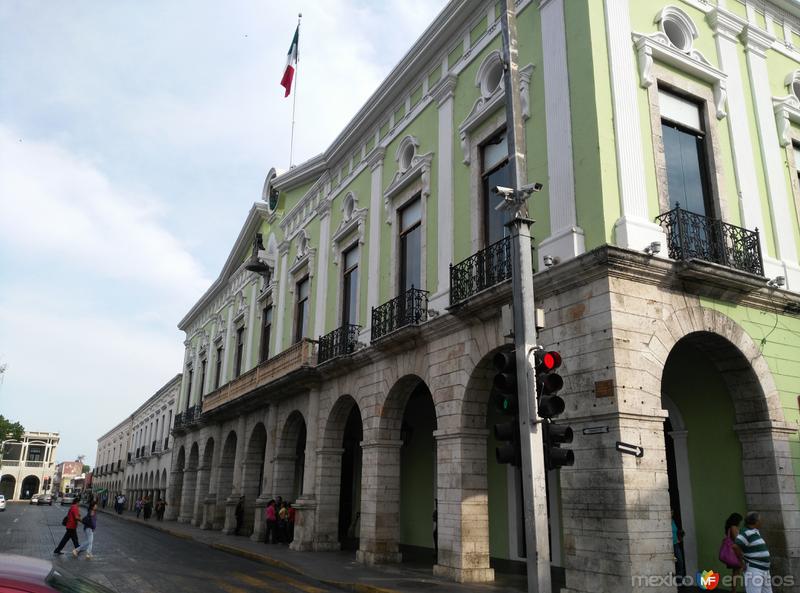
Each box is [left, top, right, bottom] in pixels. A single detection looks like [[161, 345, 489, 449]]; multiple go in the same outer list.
[[0, 554, 52, 582]]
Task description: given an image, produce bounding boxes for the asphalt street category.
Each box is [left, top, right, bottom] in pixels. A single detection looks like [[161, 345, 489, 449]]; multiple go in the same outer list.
[[0, 502, 344, 593]]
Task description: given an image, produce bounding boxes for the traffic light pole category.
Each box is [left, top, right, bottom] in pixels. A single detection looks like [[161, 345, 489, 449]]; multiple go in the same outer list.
[[499, 2, 552, 592]]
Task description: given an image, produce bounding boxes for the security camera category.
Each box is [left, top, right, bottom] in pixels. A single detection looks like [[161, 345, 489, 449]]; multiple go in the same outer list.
[[543, 255, 559, 268], [493, 186, 515, 197], [520, 182, 543, 193]]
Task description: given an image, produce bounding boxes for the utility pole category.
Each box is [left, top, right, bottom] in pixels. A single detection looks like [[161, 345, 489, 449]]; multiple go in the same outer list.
[[498, 1, 552, 592]]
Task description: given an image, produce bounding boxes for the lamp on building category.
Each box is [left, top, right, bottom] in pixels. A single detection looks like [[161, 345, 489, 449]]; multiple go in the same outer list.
[[644, 241, 661, 256], [244, 233, 272, 278], [767, 276, 786, 288]]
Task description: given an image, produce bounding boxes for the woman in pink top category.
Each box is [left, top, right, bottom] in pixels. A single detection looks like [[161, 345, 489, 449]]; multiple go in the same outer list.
[[265, 500, 277, 544]]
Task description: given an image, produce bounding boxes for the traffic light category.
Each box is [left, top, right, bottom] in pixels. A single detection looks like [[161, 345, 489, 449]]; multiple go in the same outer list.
[[492, 350, 521, 466], [534, 349, 574, 470]]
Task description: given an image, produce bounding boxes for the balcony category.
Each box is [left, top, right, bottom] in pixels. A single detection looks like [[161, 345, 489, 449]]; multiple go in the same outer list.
[[203, 338, 316, 414], [152, 441, 163, 455], [318, 324, 361, 365], [164, 437, 169, 451], [450, 236, 512, 307], [371, 287, 429, 342], [656, 206, 764, 277], [173, 412, 185, 431]]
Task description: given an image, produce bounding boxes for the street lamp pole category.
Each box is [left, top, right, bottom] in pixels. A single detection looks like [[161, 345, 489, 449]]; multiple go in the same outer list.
[[498, 1, 552, 592]]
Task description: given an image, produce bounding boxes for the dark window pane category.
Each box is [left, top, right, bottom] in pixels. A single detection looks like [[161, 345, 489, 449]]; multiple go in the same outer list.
[[662, 123, 710, 216], [483, 160, 511, 246], [401, 225, 421, 292], [343, 268, 358, 325]]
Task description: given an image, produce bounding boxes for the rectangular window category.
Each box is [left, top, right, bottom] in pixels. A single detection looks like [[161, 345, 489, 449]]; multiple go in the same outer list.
[[185, 370, 193, 411], [199, 359, 207, 396], [481, 130, 511, 246], [793, 143, 800, 185], [659, 89, 712, 216], [260, 306, 273, 363], [399, 197, 422, 293], [342, 245, 359, 326], [294, 276, 310, 343], [214, 346, 223, 389], [234, 327, 245, 377]]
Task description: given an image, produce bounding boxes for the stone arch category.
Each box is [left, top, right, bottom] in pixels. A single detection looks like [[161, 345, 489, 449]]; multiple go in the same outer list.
[[376, 374, 427, 440], [242, 423, 268, 535], [20, 475, 40, 499], [649, 307, 785, 425], [315, 394, 364, 550], [275, 411, 306, 500], [0, 475, 15, 500], [651, 306, 798, 579]]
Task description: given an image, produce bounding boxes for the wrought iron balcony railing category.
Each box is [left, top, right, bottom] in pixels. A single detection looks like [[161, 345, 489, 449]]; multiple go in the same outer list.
[[450, 236, 513, 306], [371, 287, 429, 342], [318, 324, 361, 364], [184, 403, 202, 425], [655, 205, 764, 276], [173, 412, 185, 431]]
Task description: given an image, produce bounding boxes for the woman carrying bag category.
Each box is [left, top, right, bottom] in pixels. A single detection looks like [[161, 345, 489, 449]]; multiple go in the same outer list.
[[73, 500, 98, 559], [720, 512, 744, 593]]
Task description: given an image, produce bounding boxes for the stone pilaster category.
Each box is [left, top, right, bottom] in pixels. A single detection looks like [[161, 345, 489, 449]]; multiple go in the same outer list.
[[432, 428, 494, 583], [201, 494, 216, 530], [192, 464, 211, 527], [251, 497, 268, 542], [164, 468, 182, 521], [735, 420, 800, 585], [289, 498, 318, 551], [356, 439, 403, 565], [311, 447, 345, 551], [177, 467, 198, 524]]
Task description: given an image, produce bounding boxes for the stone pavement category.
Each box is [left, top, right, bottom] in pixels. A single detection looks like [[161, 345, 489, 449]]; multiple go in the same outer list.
[[99, 506, 528, 593]]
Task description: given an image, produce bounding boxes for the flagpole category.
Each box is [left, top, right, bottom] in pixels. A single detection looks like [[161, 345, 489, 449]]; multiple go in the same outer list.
[[289, 13, 301, 169]]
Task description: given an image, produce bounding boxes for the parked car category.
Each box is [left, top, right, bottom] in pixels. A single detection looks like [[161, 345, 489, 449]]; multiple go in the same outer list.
[[37, 494, 53, 506], [0, 495, 5, 511], [59, 494, 76, 506], [29, 494, 41, 505], [0, 554, 116, 593]]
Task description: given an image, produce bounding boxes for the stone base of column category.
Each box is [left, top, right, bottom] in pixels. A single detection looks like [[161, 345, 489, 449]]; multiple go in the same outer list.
[[289, 498, 317, 552], [201, 495, 216, 530], [433, 565, 494, 583], [164, 507, 179, 521], [313, 542, 340, 552], [251, 497, 268, 542], [613, 215, 667, 253], [222, 497, 239, 535], [356, 549, 402, 565], [537, 224, 586, 268], [177, 514, 192, 524]]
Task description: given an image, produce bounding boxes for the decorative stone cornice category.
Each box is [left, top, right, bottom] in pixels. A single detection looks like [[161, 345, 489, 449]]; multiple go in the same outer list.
[[367, 146, 386, 172], [632, 31, 727, 119], [741, 24, 775, 58], [772, 94, 800, 147], [430, 73, 458, 106], [706, 8, 746, 42], [383, 152, 434, 224]]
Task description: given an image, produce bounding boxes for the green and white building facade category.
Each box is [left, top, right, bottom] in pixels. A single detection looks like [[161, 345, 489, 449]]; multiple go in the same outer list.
[[169, 0, 800, 591]]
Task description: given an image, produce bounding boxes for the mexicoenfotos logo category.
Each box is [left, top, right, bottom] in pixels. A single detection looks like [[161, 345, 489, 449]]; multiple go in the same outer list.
[[697, 570, 720, 590]]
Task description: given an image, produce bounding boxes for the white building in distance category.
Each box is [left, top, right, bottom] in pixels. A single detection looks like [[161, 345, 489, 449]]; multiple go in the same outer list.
[[0, 431, 59, 500]]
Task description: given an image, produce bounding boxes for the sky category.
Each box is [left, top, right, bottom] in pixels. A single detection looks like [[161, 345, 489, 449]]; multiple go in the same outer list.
[[0, 0, 448, 467]]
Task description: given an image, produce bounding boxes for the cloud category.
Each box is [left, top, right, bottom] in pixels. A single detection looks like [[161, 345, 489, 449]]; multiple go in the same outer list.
[[0, 125, 210, 300]]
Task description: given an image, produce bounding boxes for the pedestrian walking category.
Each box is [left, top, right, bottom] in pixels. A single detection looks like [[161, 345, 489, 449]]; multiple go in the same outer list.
[[734, 511, 773, 593], [143, 496, 153, 520], [721, 513, 744, 593], [265, 500, 277, 544], [155, 498, 166, 521], [671, 510, 685, 578], [53, 498, 81, 555], [277, 501, 288, 544], [101, 493, 107, 509], [287, 503, 296, 543], [134, 497, 143, 518], [73, 500, 97, 559]]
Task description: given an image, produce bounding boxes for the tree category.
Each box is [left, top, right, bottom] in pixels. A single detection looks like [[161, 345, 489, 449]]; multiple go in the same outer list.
[[0, 415, 24, 443]]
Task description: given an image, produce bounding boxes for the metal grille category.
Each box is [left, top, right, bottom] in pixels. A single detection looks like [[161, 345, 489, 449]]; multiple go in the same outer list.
[[450, 236, 513, 306], [656, 205, 763, 276], [318, 324, 361, 364], [371, 287, 429, 342]]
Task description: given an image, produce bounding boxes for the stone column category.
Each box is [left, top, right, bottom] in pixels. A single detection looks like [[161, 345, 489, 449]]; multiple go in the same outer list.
[[178, 467, 198, 524], [311, 447, 345, 551], [206, 425, 224, 530], [201, 494, 216, 530], [433, 428, 494, 583], [291, 390, 321, 550], [223, 416, 247, 535], [356, 439, 403, 565], [192, 462, 211, 527], [735, 420, 800, 583], [164, 467, 182, 521], [252, 407, 277, 542], [560, 413, 673, 593]]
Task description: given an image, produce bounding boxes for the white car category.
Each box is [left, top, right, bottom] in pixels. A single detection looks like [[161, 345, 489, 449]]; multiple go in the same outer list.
[[0, 495, 5, 511]]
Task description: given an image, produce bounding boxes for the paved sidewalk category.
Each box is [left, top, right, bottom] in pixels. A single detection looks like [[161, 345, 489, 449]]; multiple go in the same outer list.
[[97, 507, 527, 593]]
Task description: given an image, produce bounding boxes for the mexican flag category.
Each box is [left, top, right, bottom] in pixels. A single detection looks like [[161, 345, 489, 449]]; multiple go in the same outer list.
[[281, 26, 299, 97]]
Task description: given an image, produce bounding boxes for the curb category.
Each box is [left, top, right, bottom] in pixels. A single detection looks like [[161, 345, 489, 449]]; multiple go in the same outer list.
[[98, 508, 403, 593]]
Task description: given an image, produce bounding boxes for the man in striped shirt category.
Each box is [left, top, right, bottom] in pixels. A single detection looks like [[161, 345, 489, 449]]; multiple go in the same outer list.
[[734, 511, 772, 593]]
